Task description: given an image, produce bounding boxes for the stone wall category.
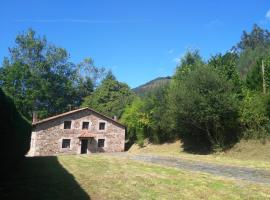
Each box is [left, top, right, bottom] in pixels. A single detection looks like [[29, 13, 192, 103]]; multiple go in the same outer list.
[[29, 109, 125, 156]]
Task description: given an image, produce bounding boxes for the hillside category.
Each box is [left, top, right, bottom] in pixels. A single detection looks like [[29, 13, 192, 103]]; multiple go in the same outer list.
[[133, 76, 171, 96]]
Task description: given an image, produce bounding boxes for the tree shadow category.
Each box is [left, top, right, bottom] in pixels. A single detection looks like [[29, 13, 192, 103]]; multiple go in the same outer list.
[[0, 156, 91, 200], [180, 134, 240, 155]]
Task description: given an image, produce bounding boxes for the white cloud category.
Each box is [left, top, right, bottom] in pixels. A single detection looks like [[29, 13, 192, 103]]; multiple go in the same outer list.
[[266, 9, 270, 20]]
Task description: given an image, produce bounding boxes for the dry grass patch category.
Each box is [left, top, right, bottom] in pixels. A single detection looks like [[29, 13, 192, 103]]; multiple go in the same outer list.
[[128, 140, 270, 170]]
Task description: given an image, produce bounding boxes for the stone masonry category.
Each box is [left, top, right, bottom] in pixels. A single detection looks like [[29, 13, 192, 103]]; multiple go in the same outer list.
[[28, 108, 126, 156]]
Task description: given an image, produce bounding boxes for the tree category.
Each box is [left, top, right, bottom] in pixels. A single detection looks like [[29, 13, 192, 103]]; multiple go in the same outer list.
[[233, 24, 270, 53], [0, 29, 81, 119], [208, 52, 242, 94], [140, 85, 173, 143], [0, 29, 101, 119], [76, 58, 106, 88], [120, 97, 151, 146], [168, 65, 240, 152], [232, 24, 270, 77], [240, 89, 270, 139], [174, 49, 204, 81], [82, 71, 135, 118], [243, 56, 270, 93]]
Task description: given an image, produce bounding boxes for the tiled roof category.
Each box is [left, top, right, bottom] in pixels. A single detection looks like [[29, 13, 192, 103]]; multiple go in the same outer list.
[[78, 132, 96, 138], [32, 107, 126, 128]]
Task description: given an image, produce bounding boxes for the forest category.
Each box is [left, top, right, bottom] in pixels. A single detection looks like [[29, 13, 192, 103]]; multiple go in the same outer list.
[[1, 24, 270, 153]]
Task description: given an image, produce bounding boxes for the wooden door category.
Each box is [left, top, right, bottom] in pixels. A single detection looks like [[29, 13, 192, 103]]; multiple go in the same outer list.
[[81, 139, 88, 154]]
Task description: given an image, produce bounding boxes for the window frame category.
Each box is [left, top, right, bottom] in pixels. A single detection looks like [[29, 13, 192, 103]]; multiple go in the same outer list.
[[64, 121, 72, 129], [99, 122, 106, 131], [82, 121, 89, 130], [97, 139, 105, 148], [62, 139, 71, 149]]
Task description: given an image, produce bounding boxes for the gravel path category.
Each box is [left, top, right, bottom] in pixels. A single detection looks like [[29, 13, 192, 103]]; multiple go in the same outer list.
[[107, 153, 270, 185]]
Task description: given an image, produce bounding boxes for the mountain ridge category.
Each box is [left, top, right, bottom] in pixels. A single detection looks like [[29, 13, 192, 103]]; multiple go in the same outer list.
[[133, 76, 171, 96]]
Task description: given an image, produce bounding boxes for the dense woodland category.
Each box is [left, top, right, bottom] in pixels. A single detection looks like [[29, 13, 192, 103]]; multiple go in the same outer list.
[[1, 24, 270, 153]]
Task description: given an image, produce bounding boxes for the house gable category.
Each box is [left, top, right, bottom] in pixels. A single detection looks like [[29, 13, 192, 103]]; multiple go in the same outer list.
[[29, 107, 126, 156]]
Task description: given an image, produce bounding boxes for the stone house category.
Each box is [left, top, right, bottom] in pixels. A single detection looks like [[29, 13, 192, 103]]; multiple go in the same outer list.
[[28, 107, 126, 156]]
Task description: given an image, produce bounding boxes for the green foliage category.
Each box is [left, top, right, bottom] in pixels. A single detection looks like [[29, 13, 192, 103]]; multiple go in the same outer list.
[[169, 65, 240, 152], [0, 29, 103, 120], [174, 49, 204, 81], [120, 98, 151, 146], [208, 52, 242, 94], [82, 71, 135, 118], [240, 90, 270, 139], [3, 25, 270, 154], [76, 58, 106, 88], [245, 56, 270, 93], [142, 86, 173, 143], [234, 24, 270, 53], [233, 24, 270, 80], [0, 88, 32, 177], [121, 83, 172, 146]]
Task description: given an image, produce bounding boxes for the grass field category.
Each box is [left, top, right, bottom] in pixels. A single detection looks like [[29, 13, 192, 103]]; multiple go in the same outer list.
[[129, 140, 270, 170], [2, 154, 270, 200]]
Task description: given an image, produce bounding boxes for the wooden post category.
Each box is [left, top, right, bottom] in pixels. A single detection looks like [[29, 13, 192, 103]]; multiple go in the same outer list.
[[262, 60, 266, 94]]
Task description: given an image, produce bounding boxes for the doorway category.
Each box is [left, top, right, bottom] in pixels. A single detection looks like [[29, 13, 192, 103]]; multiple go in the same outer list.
[[81, 139, 88, 154]]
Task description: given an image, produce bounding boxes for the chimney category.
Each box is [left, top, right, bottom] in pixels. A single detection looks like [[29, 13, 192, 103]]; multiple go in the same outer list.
[[113, 115, 117, 121], [32, 112, 38, 123]]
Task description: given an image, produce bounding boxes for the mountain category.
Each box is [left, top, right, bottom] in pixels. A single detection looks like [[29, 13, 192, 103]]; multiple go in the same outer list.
[[133, 76, 171, 96]]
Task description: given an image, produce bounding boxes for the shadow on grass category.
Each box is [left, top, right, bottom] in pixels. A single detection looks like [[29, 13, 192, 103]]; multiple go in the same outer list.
[[0, 156, 90, 200]]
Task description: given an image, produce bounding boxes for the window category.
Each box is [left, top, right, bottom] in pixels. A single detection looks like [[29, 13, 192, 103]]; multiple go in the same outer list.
[[98, 139, 105, 147], [82, 122, 89, 130], [64, 121, 71, 129], [99, 122, 105, 130], [62, 139, 71, 148]]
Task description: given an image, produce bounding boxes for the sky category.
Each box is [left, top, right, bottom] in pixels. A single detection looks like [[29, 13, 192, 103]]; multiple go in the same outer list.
[[1, 0, 270, 88]]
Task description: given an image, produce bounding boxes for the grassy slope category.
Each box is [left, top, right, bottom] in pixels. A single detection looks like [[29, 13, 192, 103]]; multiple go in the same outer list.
[[2, 155, 270, 200], [128, 140, 270, 170]]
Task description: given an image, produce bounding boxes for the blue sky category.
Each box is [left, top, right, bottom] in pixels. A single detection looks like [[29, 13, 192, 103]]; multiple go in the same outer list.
[[1, 0, 270, 88]]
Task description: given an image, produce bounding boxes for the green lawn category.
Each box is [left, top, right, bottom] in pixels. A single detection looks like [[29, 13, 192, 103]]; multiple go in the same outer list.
[[1, 154, 270, 200]]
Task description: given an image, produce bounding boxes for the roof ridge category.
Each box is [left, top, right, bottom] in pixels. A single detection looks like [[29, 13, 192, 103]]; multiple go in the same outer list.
[[32, 107, 125, 128]]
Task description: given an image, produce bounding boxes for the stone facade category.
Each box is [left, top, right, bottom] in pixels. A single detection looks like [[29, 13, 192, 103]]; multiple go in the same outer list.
[[28, 108, 126, 156]]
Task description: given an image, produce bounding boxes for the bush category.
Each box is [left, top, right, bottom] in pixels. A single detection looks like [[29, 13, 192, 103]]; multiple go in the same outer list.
[[0, 88, 32, 178]]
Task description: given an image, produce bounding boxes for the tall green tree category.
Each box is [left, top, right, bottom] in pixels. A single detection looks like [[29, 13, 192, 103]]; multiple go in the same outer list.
[[0, 29, 79, 118], [82, 71, 135, 118], [208, 52, 242, 94], [169, 58, 240, 151], [234, 24, 270, 53], [0, 29, 100, 119], [140, 85, 172, 143], [174, 49, 204, 81], [232, 24, 270, 78]]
